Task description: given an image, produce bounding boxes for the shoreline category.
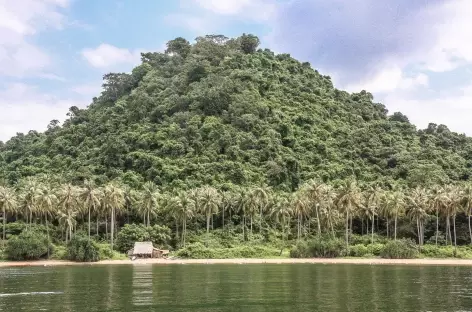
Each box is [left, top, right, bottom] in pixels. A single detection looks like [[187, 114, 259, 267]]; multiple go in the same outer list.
[[3, 258, 472, 267]]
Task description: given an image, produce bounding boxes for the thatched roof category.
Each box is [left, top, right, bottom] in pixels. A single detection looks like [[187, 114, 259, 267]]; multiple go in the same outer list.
[[132, 242, 154, 255]]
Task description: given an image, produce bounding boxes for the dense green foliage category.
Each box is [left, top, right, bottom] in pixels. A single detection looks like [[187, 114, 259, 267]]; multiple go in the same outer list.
[[2, 34, 471, 190], [3, 34, 472, 260], [5, 230, 51, 260], [176, 242, 280, 259], [380, 239, 418, 259], [67, 234, 100, 262], [115, 224, 171, 253]]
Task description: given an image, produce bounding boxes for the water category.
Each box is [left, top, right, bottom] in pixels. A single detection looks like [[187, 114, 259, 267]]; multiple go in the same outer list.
[[1, 264, 472, 311]]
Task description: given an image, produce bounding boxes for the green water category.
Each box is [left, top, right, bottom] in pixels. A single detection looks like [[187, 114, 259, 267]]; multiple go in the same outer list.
[[0, 264, 471, 311]]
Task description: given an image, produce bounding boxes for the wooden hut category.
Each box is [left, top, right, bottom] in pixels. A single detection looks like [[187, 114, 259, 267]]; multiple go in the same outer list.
[[128, 242, 169, 259]]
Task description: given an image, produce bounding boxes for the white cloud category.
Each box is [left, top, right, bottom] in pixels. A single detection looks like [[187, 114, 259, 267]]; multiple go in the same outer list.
[[71, 83, 103, 97], [0, 83, 87, 142], [384, 83, 472, 135], [82, 44, 142, 68], [345, 66, 429, 94], [0, 0, 68, 77]]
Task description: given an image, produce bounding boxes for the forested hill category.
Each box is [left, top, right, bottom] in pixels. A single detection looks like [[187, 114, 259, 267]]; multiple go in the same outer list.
[[1, 34, 471, 191]]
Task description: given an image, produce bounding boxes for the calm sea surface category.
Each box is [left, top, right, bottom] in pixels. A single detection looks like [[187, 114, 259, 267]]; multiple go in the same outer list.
[[1, 264, 472, 311]]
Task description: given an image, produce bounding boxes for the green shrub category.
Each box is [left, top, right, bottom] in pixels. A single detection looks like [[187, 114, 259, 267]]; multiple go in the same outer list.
[[367, 243, 385, 256], [51, 245, 67, 260], [349, 244, 369, 257], [5, 230, 52, 260], [351, 234, 387, 245], [290, 241, 310, 258], [67, 235, 100, 262], [148, 225, 172, 249], [290, 237, 347, 258], [176, 243, 280, 259], [381, 239, 418, 259], [98, 244, 114, 259]]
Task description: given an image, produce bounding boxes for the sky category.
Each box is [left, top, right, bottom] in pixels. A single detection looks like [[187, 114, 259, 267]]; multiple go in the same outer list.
[[1, 0, 472, 142]]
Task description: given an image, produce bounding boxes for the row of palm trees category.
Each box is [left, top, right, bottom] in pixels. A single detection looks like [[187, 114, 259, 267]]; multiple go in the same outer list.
[[1, 178, 472, 250]]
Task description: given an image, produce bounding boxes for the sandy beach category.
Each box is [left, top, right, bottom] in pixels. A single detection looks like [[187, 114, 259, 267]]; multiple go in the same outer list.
[[3, 258, 472, 267]]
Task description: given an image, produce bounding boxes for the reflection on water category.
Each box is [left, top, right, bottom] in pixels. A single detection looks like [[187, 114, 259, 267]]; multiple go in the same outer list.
[[1, 264, 472, 311], [132, 264, 154, 307]]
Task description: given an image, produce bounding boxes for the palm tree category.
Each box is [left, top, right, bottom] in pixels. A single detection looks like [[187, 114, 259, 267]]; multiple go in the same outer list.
[[169, 191, 195, 246], [198, 186, 220, 246], [460, 183, 472, 245], [364, 186, 383, 244], [0, 186, 17, 248], [336, 180, 361, 247], [19, 177, 41, 227], [385, 189, 405, 241], [407, 187, 429, 247], [251, 187, 270, 232], [140, 182, 160, 227], [303, 180, 326, 235], [291, 191, 309, 241], [36, 185, 57, 257], [446, 185, 461, 251], [235, 188, 250, 240], [102, 183, 125, 249], [320, 184, 338, 238], [430, 185, 447, 245], [220, 191, 235, 230], [271, 193, 292, 252], [79, 180, 102, 239], [58, 183, 80, 243]]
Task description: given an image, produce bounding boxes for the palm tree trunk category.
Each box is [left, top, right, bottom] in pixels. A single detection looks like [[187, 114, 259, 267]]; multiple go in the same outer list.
[[242, 216, 246, 241], [206, 214, 210, 247], [222, 206, 225, 231], [315, 205, 321, 236], [345, 211, 349, 247], [96, 218, 99, 236], [371, 215, 374, 245], [453, 215, 457, 253], [297, 214, 301, 241], [436, 210, 439, 246], [105, 216, 108, 239], [182, 217, 186, 247], [447, 217, 452, 246], [111, 208, 115, 250], [386, 216, 389, 239], [46, 215, 50, 258], [88, 207, 91, 239], [394, 214, 397, 241], [250, 216, 253, 236], [147, 211, 150, 227], [469, 214, 472, 245], [2, 207, 6, 249]]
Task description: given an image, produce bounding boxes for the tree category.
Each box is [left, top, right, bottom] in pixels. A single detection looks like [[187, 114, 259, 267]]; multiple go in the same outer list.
[[140, 182, 160, 227], [291, 191, 308, 241], [0, 186, 17, 248], [198, 186, 220, 246], [169, 191, 195, 246], [102, 183, 125, 250], [79, 180, 102, 239], [385, 189, 405, 241], [19, 178, 41, 227], [58, 184, 80, 243], [271, 193, 292, 251], [165, 37, 191, 58], [364, 187, 383, 244], [336, 180, 361, 247], [302, 180, 326, 236], [407, 187, 429, 247], [36, 185, 57, 257], [239, 34, 260, 54], [460, 183, 472, 245]]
